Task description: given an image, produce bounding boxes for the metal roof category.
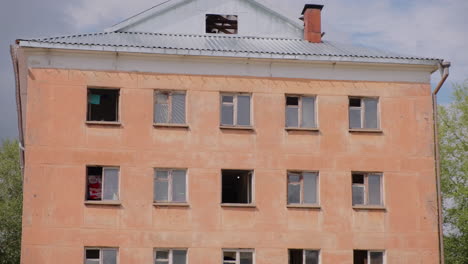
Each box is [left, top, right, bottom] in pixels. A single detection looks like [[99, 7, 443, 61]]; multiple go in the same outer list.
[[18, 32, 441, 66]]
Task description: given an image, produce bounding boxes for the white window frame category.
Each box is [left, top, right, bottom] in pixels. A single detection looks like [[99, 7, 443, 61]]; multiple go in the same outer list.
[[288, 249, 320, 264], [349, 97, 380, 129], [85, 166, 120, 202], [287, 171, 319, 205], [285, 95, 317, 128], [154, 90, 187, 124], [84, 247, 118, 264], [154, 169, 188, 203], [352, 172, 383, 206], [365, 250, 386, 264], [222, 249, 254, 264], [220, 93, 252, 127], [154, 248, 188, 264]]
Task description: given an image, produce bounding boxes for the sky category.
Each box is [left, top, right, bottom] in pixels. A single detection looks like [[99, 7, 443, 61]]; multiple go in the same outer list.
[[0, 0, 467, 141]]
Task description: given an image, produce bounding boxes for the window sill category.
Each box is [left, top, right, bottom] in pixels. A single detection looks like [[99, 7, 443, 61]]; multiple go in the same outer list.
[[349, 128, 383, 133], [220, 126, 255, 131], [285, 127, 319, 132], [85, 201, 122, 206], [221, 203, 256, 208], [153, 202, 190, 207], [287, 204, 321, 209], [153, 123, 189, 128], [86, 121, 122, 127], [352, 205, 386, 211]]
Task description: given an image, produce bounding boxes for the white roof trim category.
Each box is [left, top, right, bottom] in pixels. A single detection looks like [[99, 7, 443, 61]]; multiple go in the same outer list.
[[105, 0, 303, 33]]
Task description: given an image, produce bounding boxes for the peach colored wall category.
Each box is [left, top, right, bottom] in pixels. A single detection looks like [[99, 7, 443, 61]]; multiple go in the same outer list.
[[21, 68, 439, 264]]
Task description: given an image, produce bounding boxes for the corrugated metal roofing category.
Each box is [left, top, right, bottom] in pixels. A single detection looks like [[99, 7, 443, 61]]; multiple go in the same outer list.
[[18, 32, 441, 65]]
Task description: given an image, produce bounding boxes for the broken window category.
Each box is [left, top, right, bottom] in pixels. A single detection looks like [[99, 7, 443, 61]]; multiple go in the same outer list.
[[155, 91, 186, 124], [223, 249, 253, 264], [221, 94, 251, 127], [154, 169, 187, 203], [87, 88, 119, 122], [86, 166, 119, 201], [155, 249, 187, 264], [287, 171, 318, 205], [349, 97, 379, 129], [222, 170, 253, 204], [352, 173, 382, 206], [289, 249, 319, 264], [85, 248, 118, 264], [206, 14, 238, 34], [286, 96, 316, 128], [353, 250, 384, 264]]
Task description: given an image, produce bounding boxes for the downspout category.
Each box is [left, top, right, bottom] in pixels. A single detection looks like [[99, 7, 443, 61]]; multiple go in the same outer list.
[[432, 60, 450, 264], [10, 44, 25, 177]]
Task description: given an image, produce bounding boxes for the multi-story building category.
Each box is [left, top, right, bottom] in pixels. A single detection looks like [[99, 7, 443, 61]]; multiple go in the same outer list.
[[10, 0, 450, 263]]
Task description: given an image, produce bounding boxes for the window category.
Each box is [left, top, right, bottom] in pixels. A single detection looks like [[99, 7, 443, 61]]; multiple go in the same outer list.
[[285, 96, 317, 128], [349, 97, 379, 129], [154, 169, 187, 203], [287, 171, 318, 205], [220, 94, 252, 127], [206, 14, 238, 34], [155, 91, 186, 124], [354, 250, 384, 264], [86, 166, 119, 201], [85, 248, 118, 264], [289, 249, 319, 264], [87, 88, 119, 122], [223, 249, 253, 264], [155, 249, 187, 264], [222, 170, 253, 204], [352, 173, 383, 206]]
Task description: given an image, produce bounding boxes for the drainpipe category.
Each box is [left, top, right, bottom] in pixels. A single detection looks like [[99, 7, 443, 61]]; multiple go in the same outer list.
[[432, 60, 450, 264], [10, 44, 25, 177]]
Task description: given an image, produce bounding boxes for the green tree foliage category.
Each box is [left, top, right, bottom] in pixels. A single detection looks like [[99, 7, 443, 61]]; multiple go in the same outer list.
[[0, 139, 22, 264], [438, 82, 468, 264]]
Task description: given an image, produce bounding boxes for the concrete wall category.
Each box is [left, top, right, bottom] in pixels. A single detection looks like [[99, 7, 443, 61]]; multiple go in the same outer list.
[[21, 68, 439, 263]]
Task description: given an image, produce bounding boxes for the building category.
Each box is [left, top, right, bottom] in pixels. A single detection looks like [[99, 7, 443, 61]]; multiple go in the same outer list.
[[10, 0, 450, 263]]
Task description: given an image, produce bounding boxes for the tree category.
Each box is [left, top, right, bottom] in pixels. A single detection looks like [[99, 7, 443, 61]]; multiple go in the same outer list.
[[0, 139, 22, 264], [438, 81, 468, 264]]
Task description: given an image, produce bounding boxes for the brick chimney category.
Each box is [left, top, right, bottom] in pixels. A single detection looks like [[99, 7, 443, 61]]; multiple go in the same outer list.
[[302, 4, 324, 43]]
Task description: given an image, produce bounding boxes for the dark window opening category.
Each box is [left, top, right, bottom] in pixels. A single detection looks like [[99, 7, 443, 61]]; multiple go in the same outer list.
[[353, 250, 367, 264], [86, 167, 103, 201], [289, 249, 319, 264], [289, 249, 302, 264], [86, 249, 100, 259], [286, 96, 299, 106], [206, 14, 238, 34], [350, 98, 361, 107], [87, 88, 119, 122], [222, 170, 252, 204], [352, 173, 364, 184]]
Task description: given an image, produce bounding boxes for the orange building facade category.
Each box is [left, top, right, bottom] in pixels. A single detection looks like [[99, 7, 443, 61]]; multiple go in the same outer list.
[[11, 1, 449, 264]]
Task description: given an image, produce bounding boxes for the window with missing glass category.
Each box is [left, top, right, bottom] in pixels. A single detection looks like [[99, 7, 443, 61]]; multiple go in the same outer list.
[[352, 172, 383, 206], [289, 249, 320, 264], [87, 88, 119, 122], [154, 169, 187, 203], [154, 91, 187, 124], [353, 250, 384, 264], [220, 93, 252, 127], [86, 166, 120, 202], [223, 249, 253, 264], [206, 14, 238, 34], [84, 248, 118, 264], [154, 249, 187, 264], [349, 97, 379, 129], [287, 171, 319, 205], [285, 95, 317, 128]]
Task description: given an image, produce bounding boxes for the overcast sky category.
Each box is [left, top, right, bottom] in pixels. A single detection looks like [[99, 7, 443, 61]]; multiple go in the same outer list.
[[1, 0, 467, 141]]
